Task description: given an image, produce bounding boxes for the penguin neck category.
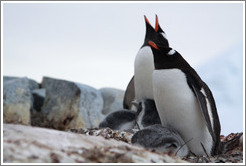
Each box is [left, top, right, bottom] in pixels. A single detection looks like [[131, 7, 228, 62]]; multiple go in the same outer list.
[[153, 51, 198, 80], [134, 46, 154, 101]]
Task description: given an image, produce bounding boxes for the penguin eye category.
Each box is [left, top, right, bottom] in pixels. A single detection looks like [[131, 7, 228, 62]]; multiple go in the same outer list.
[[148, 41, 159, 50]]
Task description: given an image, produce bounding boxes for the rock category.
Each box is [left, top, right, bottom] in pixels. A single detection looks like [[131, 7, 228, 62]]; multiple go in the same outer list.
[[99, 88, 125, 115], [3, 77, 32, 125], [3, 76, 39, 91], [32, 89, 46, 112], [40, 77, 104, 130], [3, 76, 19, 83], [4, 76, 41, 111], [30, 89, 46, 127], [3, 124, 187, 163]]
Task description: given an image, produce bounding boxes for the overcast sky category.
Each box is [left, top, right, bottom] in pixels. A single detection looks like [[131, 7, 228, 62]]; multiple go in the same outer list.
[[2, 2, 243, 90]]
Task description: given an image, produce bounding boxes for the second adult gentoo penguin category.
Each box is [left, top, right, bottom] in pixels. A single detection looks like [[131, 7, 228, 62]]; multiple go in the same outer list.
[[124, 15, 169, 109], [134, 15, 169, 103], [148, 41, 221, 156]]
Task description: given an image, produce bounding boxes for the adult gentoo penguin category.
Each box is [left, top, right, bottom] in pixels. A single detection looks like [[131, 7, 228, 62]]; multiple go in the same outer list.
[[148, 41, 221, 156], [134, 15, 169, 103]]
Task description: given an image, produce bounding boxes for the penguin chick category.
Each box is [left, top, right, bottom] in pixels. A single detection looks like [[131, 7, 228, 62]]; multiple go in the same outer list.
[[131, 124, 189, 158], [99, 110, 136, 130], [134, 99, 161, 129]]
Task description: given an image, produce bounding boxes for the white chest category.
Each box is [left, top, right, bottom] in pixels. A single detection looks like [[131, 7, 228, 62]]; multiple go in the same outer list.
[[152, 69, 213, 155], [152, 69, 199, 122], [134, 46, 154, 101]]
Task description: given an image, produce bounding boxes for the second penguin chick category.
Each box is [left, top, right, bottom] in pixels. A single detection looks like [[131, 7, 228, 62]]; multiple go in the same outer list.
[[99, 110, 136, 130], [135, 99, 161, 129], [131, 124, 189, 158]]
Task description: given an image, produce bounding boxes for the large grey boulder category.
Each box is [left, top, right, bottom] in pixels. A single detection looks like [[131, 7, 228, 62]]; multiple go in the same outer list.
[[3, 76, 39, 91], [99, 88, 125, 115], [41, 77, 104, 130], [3, 77, 32, 125]]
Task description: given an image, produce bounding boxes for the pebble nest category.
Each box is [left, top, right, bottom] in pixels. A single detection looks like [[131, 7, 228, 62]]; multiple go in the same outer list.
[[68, 128, 243, 163]]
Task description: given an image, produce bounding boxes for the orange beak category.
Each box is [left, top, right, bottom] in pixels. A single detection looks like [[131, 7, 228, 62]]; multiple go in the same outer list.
[[148, 41, 159, 50], [144, 15, 151, 25], [155, 14, 159, 32]]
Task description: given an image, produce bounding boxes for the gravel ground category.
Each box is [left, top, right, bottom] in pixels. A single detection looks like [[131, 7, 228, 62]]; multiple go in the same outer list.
[[68, 128, 243, 163]]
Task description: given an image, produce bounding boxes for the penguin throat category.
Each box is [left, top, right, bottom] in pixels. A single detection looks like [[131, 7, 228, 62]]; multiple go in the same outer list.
[[134, 46, 155, 100]]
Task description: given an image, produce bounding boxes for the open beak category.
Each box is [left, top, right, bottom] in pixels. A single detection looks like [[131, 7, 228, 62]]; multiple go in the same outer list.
[[144, 15, 151, 26], [155, 14, 159, 32]]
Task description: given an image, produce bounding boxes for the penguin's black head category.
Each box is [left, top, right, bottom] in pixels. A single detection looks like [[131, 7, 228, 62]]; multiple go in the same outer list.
[[142, 15, 169, 48], [148, 40, 189, 70], [154, 15, 169, 43]]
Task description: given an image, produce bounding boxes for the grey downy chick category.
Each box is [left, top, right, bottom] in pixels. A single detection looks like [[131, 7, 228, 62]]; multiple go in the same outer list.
[[131, 124, 189, 158], [99, 110, 136, 130], [134, 99, 161, 129]]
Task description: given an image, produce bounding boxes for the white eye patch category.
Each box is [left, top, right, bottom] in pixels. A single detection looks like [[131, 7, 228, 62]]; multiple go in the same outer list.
[[167, 49, 176, 55], [161, 32, 168, 40]]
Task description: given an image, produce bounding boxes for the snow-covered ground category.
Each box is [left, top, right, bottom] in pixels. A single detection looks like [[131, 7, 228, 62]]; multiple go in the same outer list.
[[196, 41, 243, 135]]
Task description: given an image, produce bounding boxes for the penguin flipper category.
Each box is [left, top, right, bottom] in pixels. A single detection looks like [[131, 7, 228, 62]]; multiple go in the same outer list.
[[123, 76, 135, 109], [190, 84, 215, 142]]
